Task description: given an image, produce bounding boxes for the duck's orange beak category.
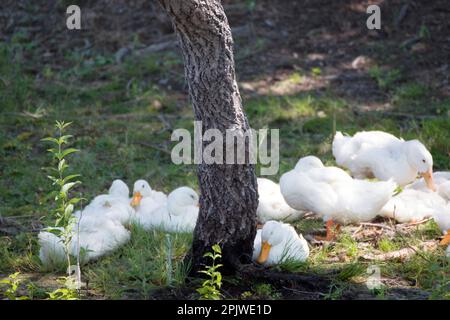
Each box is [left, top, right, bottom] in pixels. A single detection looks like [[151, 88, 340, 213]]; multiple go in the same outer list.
[[256, 240, 271, 264], [130, 191, 143, 208], [440, 229, 450, 246], [421, 169, 436, 192]]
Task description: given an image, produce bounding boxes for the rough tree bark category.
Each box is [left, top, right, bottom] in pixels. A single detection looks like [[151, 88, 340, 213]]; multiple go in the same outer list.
[[157, 0, 258, 274]]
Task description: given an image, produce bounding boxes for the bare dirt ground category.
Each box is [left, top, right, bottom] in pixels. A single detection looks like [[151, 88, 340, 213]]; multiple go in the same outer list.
[[1, 0, 449, 104]]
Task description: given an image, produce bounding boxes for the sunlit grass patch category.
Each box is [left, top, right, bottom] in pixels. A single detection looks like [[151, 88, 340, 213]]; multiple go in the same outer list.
[[377, 238, 401, 253]]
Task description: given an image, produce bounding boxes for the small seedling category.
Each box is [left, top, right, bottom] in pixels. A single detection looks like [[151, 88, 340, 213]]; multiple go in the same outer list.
[[0, 272, 29, 300], [196, 244, 223, 300]]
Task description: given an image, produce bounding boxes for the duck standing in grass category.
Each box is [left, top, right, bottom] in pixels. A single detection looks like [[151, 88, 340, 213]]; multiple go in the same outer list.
[[280, 156, 397, 241], [332, 131, 436, 190], [252, 221, 309, 266], [257, 178, 305, 224]]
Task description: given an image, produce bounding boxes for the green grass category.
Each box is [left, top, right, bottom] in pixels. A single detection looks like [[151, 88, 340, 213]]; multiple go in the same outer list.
[[368, 66, 403, 91], [84, 225, 192, 299], [0, 31, 449, 299]]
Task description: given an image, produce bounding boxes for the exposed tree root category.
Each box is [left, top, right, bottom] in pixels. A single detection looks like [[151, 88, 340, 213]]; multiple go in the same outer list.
[[236, 264, 431, 300]]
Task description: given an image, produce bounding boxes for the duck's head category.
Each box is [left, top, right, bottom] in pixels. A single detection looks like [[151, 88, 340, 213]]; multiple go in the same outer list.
[[256, 221, 287, 264], [167, 187, 199, 216], [131, 179, 153, 207], [406, 140, 435, 191], [294, 156, 324, 172], [109, 179, 130, 200]]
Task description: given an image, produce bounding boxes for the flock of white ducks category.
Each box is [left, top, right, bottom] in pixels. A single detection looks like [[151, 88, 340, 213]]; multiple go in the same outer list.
[[39, 180, 200, 268], [39, 130, 450, 269]]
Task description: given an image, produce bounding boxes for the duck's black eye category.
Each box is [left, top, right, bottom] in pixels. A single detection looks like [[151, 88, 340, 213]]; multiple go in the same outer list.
[[142, 184, 145, 188], [422, 159, 426, 163]]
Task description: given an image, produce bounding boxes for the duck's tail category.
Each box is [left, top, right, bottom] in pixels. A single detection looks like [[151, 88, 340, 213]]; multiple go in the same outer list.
[[38, 231, 66, 269]]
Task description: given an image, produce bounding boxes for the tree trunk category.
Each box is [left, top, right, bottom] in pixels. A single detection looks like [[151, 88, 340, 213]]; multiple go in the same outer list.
[[157, 0, 258, 274]]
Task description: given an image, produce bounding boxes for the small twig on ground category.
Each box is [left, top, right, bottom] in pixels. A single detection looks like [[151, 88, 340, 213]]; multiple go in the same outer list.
[[361, 240, 437, 262], [397, 218, 432, 228], [358, 222, 395, 231], [351, 224, 363, 237], [304, 234, 337, 246], [391, 207, 434, 263]]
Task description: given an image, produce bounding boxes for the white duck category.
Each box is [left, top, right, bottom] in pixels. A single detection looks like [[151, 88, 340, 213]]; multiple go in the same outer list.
[[379, 189, 447, 223], [407, 172, 450, 201], [433, 204, 450, 247], [332, 131, 436, 189], [257, 178, 305, 224], [38, 227, 66, 269], [280, 156, 397, 240], [130, 179, 168, 227], [76, 179, 135, 225], [252, 221, 309, 266], [38, 214, 130, 267], [134, 186, 199, 233]]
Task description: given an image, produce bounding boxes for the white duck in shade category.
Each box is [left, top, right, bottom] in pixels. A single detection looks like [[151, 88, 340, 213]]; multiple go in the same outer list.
[[379, 188, 447, 223], [252, 221, 309, 266], [256, 178, 305, 224], [75, 179, 135, 225], [332, 131, 436, 190], [39, 179, 133, 268], [280, 156, 397, 241], [133, 185, 199, 233], [38, 215, 131, 268], [129, 179, 167, 227]]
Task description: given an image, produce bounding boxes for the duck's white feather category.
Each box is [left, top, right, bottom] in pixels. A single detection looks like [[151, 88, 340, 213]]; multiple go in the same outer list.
[[252, 221, 309, 266], [380, 189, 447, 223], [433, 204, 450, 236], [134, 186, 198, 233], [407, 171, 450, 201], [257, 178, 305, 223], [332, 131, 432, 186], [81, 179, 135, 225], [280, 156, 396, 224], [39, 180, 132, 268], [39, 214, 130, 267], [131, 194, 168, 228], [38, 228, 66, 269]]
